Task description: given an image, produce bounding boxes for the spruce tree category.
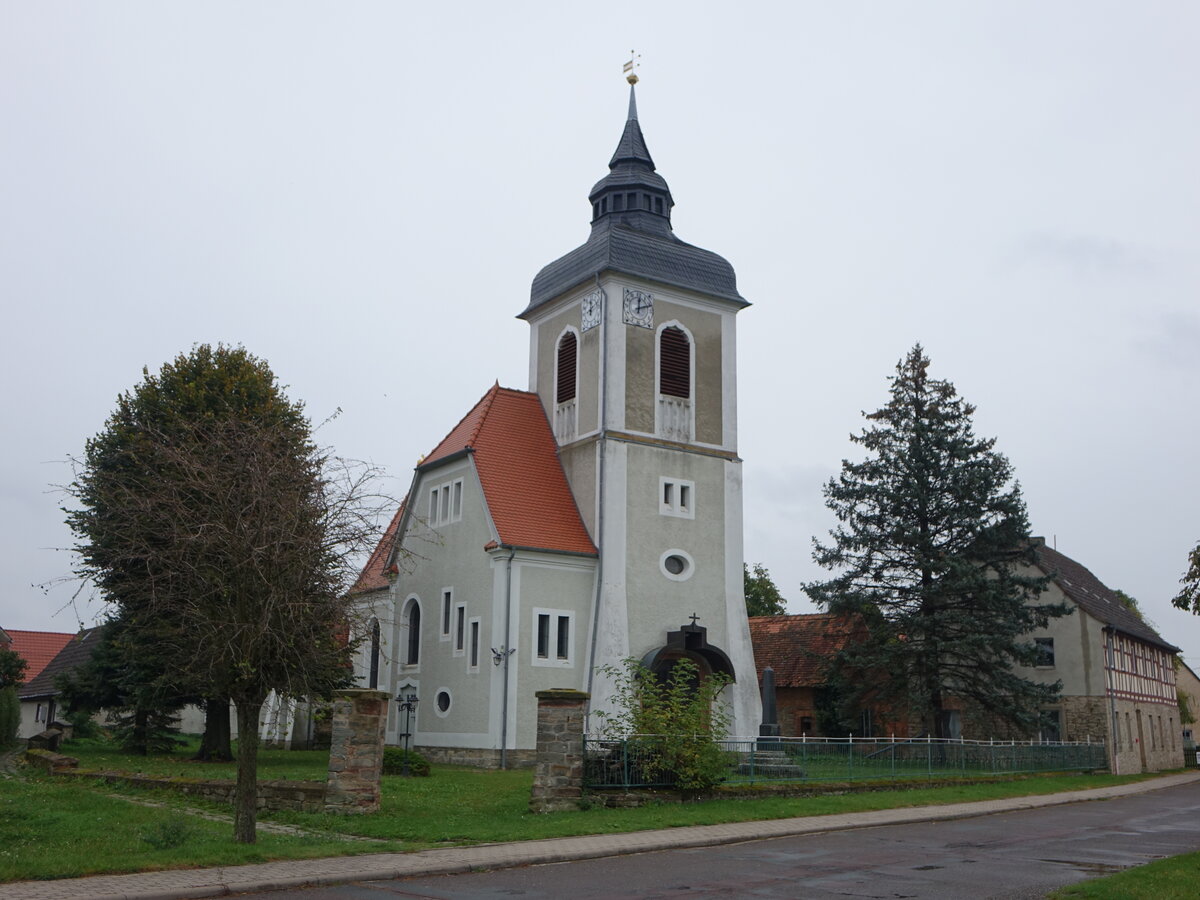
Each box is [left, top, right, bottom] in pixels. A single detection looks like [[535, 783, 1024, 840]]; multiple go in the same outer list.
[[806, 345, 1069, 739]]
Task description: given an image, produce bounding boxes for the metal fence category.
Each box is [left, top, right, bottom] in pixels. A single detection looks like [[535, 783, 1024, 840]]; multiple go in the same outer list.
[[583, 734, 1109, 790]]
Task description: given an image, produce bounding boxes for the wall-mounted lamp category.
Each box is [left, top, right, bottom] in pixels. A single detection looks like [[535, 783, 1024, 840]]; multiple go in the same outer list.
[[491, 645, 516, 666]]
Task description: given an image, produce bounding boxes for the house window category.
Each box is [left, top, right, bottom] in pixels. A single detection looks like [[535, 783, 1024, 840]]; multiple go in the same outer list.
[[454, 603, 467, 656], [659, 477, 695, 518], [426, 478, 465, 526], [469, 618, 481, 671], [1038, 709, 1062, 743], [403, 597, 421, 666], [1034, 638, 1055, 668], [35, 703, 46, 723], [532, 608, 574, 668], [368, 617, 380, 689], [440, 589, 453, 640], [659, 326, 691, 399]]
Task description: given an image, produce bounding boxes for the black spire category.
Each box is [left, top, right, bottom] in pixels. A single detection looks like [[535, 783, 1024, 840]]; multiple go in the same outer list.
[[588, 83, 673, 235], [522, 83, 746, 318]]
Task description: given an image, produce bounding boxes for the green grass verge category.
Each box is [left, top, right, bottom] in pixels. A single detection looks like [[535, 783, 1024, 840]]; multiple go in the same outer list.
[[1051, 851, 1200, 898], [63, 735, 329, 781], [2, 736, 1167, 884]]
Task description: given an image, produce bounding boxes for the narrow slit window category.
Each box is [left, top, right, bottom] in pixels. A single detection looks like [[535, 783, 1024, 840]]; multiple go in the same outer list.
[[469, 620, 480, 668], [405, 601, 421, 666], [429, 489, 439, 523], [368, 618, 380, 689], [556, 332, 577, 403], [537, 614, 550, 658], [442, 590, 452, 637], [452, 480, 462, 519], [679, 484, 691, 511], [455, 605, 466, 653], [654, 197, 664, 215], [663, 482, 674, 506], [613, 194, 624, 212], [659, 326, 691, 398], [556, 616, 570, 660]]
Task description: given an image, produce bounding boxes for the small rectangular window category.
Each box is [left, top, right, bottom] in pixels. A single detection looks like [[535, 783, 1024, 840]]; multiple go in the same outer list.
[[556, 616, 570, 659], [429, 488, 439, 523], [452, 480, 463, 519], [441, 485, 450, 520], [613, 194, 624, 212], [469, 620, 480, 669], [455, 604, 466, 655], [441, 590, 452, 639], [679, 484, 691, 512], [654, 197, 663, 214], [537, 614, 550, 659], [663, 482, 673, 506], [1034, 638, 1055, 667], [659, 477, 696, 519]]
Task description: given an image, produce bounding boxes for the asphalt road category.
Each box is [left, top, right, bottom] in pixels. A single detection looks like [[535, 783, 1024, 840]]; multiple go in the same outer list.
[[235, 781, 1200, 899]]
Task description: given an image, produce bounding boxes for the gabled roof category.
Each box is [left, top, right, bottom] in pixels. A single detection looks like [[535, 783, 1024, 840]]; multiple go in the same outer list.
[[1031, 540, 1178, 653], [352, 502, 406, 594], [748, 614, 861, 688], [423, 385, 596, 556], [354, 386, 597, 589], [4, 630, 74, 684], [18, 626, 104, 701]]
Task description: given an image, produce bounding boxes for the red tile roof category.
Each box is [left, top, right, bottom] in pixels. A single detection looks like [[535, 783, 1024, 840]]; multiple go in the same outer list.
[[352, 502, 406, 594], [353, 385, 596, 591], [748, 614, 861, 688], [4, 630, 74, 684]]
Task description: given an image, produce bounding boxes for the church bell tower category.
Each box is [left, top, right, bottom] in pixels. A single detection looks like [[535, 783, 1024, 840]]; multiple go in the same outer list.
[[517, 73, 761, 735]]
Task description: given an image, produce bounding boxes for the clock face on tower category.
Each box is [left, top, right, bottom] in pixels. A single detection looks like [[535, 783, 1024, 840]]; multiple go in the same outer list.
[[581, 289, 604, 332], [622, 288, 654, 328]]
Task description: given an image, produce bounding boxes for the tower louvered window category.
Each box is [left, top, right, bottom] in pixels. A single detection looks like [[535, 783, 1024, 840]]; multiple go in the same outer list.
[[556, 332, 577, 403], [659, 326, 690, 398]]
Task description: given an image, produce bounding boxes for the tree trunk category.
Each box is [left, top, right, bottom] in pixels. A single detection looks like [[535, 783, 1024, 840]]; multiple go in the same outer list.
[[194, 698, 233, 762], [233, 696, 264, 844]]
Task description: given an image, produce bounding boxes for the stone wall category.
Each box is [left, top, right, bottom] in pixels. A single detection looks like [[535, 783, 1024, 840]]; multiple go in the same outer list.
[[53, 769, 325, 813], [324, 688, 388, 814], [416, 746, 536, 769], [529, 688, 588, 813]]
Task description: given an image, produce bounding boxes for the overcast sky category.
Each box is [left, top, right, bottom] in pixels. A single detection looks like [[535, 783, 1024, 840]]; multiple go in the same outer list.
[[2, 2, 1197, 667]]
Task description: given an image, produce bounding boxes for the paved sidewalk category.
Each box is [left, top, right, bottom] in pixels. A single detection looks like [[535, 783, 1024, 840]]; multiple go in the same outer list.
[[5, 771, 1199, 900]]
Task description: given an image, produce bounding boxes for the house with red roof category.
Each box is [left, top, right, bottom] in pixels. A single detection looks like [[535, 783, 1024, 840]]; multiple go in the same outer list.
[[348, 79, 762, 765], [3, 629, 74, 686]]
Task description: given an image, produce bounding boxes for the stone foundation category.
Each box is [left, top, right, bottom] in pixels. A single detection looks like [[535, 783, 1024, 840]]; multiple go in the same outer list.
[[529, 688, 588, 813], [324, 688, 388, 814]]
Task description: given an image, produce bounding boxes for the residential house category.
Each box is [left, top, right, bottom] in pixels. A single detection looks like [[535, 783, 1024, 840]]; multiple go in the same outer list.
[[3, 629, 74, 687], [16, 627, 102, 739]]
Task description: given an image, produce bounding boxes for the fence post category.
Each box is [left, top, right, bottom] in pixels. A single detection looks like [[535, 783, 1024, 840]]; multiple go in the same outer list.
[[927, 733, 932, 778], [529, 689, 589, 813]]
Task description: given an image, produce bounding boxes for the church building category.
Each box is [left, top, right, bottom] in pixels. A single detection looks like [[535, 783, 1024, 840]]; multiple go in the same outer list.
[[353, 78, 762, 765]]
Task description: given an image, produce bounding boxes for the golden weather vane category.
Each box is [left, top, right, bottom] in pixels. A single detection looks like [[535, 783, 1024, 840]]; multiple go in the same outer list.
[[623, 50, 641, 85]]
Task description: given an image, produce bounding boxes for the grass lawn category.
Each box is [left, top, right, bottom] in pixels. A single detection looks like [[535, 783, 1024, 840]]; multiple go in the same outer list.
[[1, 736, 1175, 884], [1051, 852, 1200, 898]]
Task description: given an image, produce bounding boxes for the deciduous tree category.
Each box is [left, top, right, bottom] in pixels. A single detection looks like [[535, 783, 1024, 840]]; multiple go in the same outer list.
[[744, 563, 786, 617], [806, 345, 1069, 739], [1172, 543, 1200, 615], [68, 345, 385, 842]]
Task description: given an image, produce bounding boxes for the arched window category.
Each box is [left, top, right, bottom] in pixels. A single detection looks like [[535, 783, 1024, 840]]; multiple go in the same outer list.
[[556, 331, 577, 404], [368, 617, 380, 689], [659, 326, 690, 399], [403, 598, 421, 666]]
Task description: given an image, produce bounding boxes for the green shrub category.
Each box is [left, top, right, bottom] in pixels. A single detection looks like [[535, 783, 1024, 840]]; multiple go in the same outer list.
[[382, 748, 431, 776], [0, 686, 19, 747]]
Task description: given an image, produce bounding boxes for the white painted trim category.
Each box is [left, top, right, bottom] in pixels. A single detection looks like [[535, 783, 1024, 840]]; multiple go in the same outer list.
[[659, 548, 696, 582], [722, 310, 738, 450], [432, 687, 452, 718], [531, 607, 576, 668], [439, 587, 453, 641], [654, 319, 695, 442], [467, 616, 482, 672], [659, 476, 696, 519], [453, 602, 467, 657]]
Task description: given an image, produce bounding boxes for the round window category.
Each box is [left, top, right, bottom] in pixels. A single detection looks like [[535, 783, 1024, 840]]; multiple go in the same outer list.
[[435, 689, 451, 715], [659, 549, 695, 582]]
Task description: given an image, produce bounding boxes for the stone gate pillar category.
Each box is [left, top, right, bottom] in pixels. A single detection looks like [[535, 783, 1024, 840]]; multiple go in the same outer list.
[[529, 689, 589, 813], [324, 688, 390, 814]]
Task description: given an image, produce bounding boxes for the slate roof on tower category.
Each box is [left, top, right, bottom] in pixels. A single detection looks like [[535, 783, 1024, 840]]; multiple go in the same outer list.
[[522, 85, 747, 316], [355, 386, 597, 590]]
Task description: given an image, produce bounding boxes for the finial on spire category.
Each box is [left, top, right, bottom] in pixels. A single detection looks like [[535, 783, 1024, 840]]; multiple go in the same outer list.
[[623, 51, 640, 85]]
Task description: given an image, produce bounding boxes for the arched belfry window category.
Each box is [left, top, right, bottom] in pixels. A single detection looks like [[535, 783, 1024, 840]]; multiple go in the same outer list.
[[553, 329, 579, 443], [403, 598, 421, 666], [368, 617, 381, 688], [659, 326, 691, 399], [657, 325, 693, 442], [556, 331, 577, 403]]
